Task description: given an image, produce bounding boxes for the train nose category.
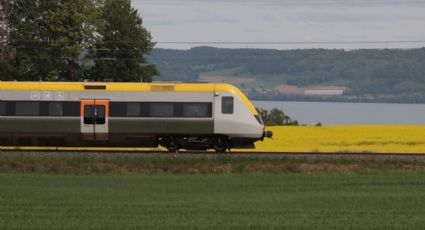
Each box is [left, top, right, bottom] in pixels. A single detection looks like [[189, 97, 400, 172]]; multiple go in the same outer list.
[[264, 130, 273, 138]]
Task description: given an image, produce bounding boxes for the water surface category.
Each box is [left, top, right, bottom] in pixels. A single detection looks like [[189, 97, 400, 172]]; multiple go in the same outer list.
[[253, 101, 425, 126]]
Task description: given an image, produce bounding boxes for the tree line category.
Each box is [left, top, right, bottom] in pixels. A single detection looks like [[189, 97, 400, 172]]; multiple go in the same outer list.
[[0, 0, 157, 82], [147, 47, 425, 103]]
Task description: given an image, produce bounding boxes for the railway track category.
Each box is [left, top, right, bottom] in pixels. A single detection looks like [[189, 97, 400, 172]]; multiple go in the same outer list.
[[1, 149, 425, 162]]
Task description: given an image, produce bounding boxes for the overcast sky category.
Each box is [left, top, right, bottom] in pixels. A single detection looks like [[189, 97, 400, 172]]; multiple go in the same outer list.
[[133, 0, 425, 50]]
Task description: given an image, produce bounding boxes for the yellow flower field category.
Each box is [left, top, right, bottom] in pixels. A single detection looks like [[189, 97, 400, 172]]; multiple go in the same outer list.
[[1, 126, 424, 154], [255, 126, 425, 154]]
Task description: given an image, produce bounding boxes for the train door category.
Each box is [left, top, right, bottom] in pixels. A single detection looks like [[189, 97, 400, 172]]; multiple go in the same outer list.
[[80, 100, 109, 141], [214, 93, 235, 135]]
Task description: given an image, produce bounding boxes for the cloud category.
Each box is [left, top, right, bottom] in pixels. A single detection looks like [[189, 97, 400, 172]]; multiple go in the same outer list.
[[134, 1, 425, 49], [183, 8, 239, 24]]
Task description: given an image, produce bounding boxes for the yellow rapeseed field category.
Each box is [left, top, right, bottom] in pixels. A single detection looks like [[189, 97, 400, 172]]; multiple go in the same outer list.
[[255, 126, 425, 154], [2, 126, 424, 154]]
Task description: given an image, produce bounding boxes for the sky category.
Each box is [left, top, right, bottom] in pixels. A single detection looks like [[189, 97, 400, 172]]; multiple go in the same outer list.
[[133, 0, 425, 50]]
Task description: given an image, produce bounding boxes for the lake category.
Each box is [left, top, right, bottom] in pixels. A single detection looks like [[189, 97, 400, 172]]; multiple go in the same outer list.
[[253, 101, 425, 126]]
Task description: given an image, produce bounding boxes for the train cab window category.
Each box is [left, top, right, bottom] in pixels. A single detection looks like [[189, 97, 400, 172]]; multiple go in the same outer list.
[[49, 102, 63, 116], [127, 103, 141, 117], [84, 105, 105, 124], [0, 101, 5, 116], [183, 103, 210, 117], [150, 103, 174, 117], [16, 102, 40, 116], [221, 97, 234, 114]]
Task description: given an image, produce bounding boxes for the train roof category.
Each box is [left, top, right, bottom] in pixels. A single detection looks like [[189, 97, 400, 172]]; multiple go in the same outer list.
[[0, 81, 237, 93]]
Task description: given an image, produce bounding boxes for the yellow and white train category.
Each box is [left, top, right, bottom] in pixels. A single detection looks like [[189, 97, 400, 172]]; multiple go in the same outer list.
[[0, 82, 272, 152]]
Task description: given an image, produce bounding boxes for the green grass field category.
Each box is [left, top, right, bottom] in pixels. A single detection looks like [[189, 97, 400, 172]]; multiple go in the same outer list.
[[1, 173, 424, 229]]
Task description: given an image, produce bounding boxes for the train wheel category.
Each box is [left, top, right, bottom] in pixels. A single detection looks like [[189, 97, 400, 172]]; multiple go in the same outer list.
[[166, 145, 179, 152], [165, 137, 180, 153], [213, 138, 228, 153]]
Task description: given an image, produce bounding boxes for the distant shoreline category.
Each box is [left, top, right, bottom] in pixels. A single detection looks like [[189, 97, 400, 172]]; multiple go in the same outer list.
[[249, 96, 425, 105]]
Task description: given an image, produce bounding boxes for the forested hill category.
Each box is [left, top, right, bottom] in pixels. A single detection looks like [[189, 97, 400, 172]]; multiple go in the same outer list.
[[147, 47, 425, 103]]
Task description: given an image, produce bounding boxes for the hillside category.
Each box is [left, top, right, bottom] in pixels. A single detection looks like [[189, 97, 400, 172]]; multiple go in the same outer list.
[[147, 47, 425, 103]]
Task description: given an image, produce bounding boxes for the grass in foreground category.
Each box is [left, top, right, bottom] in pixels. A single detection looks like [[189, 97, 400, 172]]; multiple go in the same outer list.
[[0, 173, 424, 229], [257, 126, 425, 153], [1, 152, 424, 174]]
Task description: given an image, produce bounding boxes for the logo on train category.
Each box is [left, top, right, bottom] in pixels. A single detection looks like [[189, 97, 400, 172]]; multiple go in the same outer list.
[[30, 91, 65, 100]]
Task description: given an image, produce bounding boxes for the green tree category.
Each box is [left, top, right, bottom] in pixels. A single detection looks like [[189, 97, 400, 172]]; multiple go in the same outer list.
[[43, 0, 103, 81], [7, 0, 43, 80], [8, 0, 102, 81], [0, 0, 12, 79], [92, 0, 157, 82], [268, 108, 286, 125], [256, 107, 298, 126], [0, 0, 11, 61]]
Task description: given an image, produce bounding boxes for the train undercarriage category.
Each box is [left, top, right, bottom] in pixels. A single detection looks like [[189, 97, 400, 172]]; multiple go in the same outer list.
[[0, 134, 258, 153]]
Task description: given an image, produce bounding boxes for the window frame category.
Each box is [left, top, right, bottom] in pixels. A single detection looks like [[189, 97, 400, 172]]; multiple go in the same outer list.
[[221, 96, 234, 114]]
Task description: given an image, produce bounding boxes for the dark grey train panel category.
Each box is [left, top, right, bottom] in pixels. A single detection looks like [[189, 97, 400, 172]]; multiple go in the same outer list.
[[109, 118, 214, 135], [0, 117, 80, 133]]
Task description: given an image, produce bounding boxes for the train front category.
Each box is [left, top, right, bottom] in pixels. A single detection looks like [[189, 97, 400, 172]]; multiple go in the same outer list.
[[214, 84, 273, 149]]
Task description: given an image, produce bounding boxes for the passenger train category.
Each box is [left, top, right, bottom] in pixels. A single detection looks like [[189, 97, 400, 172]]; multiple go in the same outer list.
[[0, 82, 272, 152]]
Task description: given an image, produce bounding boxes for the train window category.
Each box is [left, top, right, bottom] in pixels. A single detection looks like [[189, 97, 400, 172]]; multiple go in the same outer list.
[[127, 103, 141, 117], [96, 106, 105, 124], [84, 105, 94, 124], [16, 102, 40, 116], [222, 97, 234, 114], [0, 101, 5, 116], [49, 102, 63, 116], [150, 103, 174, 117], [183, 103, 210, 117], [109, 102, 126, 117], [63, 102, 80, 117], [84, 105, 105, 124]]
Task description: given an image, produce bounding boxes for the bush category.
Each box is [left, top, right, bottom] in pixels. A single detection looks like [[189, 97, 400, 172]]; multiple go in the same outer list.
[[256, 107, 299, 126]]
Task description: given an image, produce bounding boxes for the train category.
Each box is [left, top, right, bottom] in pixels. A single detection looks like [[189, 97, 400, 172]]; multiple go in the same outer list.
[[0, 81, 272, 152]]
